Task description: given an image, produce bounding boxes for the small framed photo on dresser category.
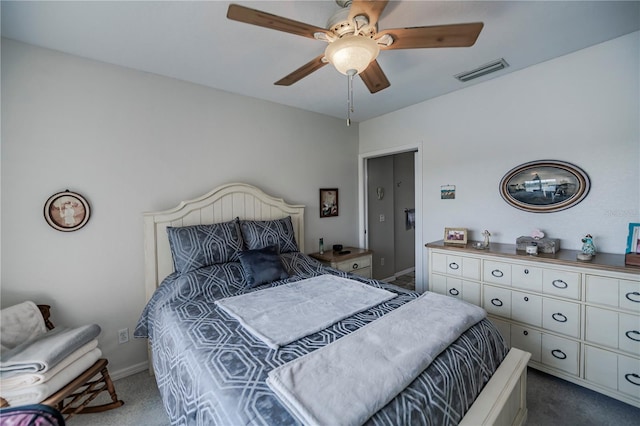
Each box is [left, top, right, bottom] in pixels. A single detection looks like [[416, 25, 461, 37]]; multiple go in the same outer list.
[[444, 227, 468, 245], [320, 188, 338, 218], [626, 223, 640, 254]]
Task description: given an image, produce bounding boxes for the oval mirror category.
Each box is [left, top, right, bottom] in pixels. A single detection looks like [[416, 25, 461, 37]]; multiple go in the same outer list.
[[499, 160, 590, 213]]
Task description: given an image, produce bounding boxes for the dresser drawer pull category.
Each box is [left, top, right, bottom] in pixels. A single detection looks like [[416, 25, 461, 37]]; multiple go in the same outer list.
[[524, 296, 529, 302], [552, 313, 568, 323], [491, 269, 504, 278], [449, 288, 460, 296], [491, 298, 504, 307], [625, 330, 640, 342], [523, 330, 529, 336], [352, 263, 359, 270], [551, 349, 567, 360], [552, 280, 568, 289], [448, 262, 459, 270], [624, 373, 640, 386], [524, 269, 529, 274], [625, 291, 640, 303]]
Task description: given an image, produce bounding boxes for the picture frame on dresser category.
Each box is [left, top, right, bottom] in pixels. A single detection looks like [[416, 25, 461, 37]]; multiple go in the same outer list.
[[626, 223, 640, 254], [625, 223, 640, 266], [444, 227, 468, 245]]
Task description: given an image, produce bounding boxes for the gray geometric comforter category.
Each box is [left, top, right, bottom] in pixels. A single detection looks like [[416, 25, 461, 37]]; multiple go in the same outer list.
[[135, 252, 508, 426]]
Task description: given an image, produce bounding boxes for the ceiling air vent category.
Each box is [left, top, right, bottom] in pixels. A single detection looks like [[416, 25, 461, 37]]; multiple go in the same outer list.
[[455, 59, 509, 82]]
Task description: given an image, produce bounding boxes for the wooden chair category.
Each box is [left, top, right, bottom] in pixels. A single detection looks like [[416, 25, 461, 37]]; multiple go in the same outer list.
[[0, 305, 124, 420]]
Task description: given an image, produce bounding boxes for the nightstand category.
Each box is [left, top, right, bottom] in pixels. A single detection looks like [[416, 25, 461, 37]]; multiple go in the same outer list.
[[309, 247, 373, 278]]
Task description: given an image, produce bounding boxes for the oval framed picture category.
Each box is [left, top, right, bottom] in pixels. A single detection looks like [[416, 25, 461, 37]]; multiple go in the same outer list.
[[499, 160, 590, 213], [44, 190, 91, 232]]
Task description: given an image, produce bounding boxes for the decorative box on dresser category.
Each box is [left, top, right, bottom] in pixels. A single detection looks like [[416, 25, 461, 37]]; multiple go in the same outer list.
[[309, 247, 373, 278], [426, 240, 640, 408]]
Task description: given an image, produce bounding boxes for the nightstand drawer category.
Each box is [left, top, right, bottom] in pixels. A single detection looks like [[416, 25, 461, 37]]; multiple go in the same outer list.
[[336, 256, 371, 273], [309, 247, 373, 278]]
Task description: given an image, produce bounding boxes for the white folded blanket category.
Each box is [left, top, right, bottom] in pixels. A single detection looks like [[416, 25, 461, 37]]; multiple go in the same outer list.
[[0, 348, 102, 406], [267, 292, 487, 426], [216, 274, 397, 349], [0, 340, 99, 390], [0, 301, 47, 353], [0, 324, 101, 376]]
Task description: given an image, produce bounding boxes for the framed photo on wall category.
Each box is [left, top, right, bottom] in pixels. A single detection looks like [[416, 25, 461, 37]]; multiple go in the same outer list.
[[320, 188, 338, 218], [444, 227, 468, 245], [44, 190, 91, 232]]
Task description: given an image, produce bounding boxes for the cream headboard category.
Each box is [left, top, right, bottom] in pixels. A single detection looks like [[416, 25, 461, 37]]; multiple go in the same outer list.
[[143, 183, 305, 301]]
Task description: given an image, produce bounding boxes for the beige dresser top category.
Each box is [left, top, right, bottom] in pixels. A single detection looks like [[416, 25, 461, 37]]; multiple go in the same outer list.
[[426, 240, 639, 276]]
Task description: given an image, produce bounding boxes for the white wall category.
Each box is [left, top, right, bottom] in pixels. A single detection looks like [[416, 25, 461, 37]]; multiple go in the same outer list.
[[1, 39, 359, 375], [360, 32, 640, 275]]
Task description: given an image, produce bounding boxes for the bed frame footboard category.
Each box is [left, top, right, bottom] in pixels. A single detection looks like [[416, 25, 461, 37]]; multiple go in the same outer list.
[[460, 348, 531, 426]]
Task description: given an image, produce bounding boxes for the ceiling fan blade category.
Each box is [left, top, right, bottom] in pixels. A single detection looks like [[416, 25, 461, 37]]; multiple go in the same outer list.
[[227, 4, 330, 40], [359, 60, 390, 93], [349, 0, 389, 27], [275, 55, 328, 86], [378, 22, 484, 49]]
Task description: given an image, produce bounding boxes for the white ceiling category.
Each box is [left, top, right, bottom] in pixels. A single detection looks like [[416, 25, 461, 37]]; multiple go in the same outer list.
[[2, 1, 639, 123]]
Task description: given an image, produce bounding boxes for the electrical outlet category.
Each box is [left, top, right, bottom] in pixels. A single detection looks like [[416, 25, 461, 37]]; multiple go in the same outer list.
[[118, 328, 129, 344], [380, 257, 385, 266], [379, 214, 385, 222]]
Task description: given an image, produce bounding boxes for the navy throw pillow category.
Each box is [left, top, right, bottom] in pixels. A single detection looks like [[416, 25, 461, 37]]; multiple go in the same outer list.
[[238, 245, 289, 288]]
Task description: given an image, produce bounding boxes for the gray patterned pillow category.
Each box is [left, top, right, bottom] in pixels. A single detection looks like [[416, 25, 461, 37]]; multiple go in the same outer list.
[[239, 216, 299, 253], [167, 221, 244, 274]]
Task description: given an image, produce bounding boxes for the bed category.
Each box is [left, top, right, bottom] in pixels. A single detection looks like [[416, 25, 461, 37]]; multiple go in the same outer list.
[[135, 182, 530, 426]]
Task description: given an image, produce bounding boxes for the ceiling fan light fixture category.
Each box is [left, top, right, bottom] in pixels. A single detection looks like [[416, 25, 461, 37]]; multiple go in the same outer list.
[[324, 35, 380, 75]]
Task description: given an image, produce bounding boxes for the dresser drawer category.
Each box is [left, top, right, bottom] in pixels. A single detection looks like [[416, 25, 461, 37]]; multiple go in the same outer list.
[[542, 269, 581, 300], [511, 290, 542, 327], [586, 275, 640, 313], [431, 252, 480, 280], [444, 278, 481, 306], [586, 306, 640, 355], [542, 298, 581, 338], [483, 285, 511, 319], [484, 260, 512, 286], [511, 264, 543, 292], [511, 324, 541, 362], [585, 345, 640, 399], [541, 334, 580, 376]]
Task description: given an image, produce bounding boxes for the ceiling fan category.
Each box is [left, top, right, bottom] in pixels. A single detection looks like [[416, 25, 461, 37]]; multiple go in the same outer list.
[[226, 0, 484, 94]]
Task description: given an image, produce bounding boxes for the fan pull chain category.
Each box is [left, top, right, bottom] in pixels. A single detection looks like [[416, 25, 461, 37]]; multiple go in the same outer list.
[[346, 69, 356, 127]]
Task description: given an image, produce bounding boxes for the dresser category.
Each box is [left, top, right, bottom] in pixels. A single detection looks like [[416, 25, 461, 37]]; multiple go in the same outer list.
[[309, 247, 373, 278], [426, 240, 640, 407]]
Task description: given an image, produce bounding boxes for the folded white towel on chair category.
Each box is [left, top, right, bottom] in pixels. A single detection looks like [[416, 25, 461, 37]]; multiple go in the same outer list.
[[0, 347, 102, 406], [0, 301, 47, 354], [0, 324, 101, 376], [0, 340, 99, 390]]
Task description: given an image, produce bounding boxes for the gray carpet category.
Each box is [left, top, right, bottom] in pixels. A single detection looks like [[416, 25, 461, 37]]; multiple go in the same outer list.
[[68, 366, 639, 425]]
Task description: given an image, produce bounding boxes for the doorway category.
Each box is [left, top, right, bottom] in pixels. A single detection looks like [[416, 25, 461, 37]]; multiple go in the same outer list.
[[359, 146, 422, 291]]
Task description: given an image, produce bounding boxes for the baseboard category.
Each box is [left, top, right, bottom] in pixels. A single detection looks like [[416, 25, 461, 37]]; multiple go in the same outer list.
[[110, 360, 150, 381], [395, 267, 415, 277], [381, 267, 416, 283]]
